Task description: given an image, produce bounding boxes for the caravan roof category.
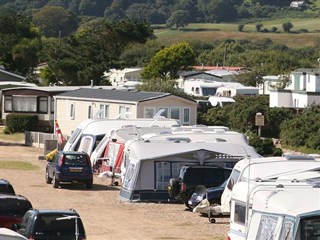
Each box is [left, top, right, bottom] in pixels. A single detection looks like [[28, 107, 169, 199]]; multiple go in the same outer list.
[[126, 141, 259, 163]]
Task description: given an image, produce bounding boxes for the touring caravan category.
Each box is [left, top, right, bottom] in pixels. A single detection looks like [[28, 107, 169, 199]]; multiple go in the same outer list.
[[63, 117, 180, 156], [209, 155, 320, 216], [119, 136, 260, 202], [228, 173, 320, 240]]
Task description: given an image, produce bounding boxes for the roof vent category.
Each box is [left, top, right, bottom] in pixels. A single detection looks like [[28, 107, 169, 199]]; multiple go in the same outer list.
[[284, 155, 315, 161]]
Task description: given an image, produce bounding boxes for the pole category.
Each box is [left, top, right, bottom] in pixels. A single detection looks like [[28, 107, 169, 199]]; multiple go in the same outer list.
[[258, 126, 261, 137]]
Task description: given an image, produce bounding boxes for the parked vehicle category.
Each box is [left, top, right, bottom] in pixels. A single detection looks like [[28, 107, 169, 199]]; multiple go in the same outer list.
[[190, 179, 228, 211], [208, 96, 235, 107], [0, 228, 27, 240], [0, 179, 15, 195], [15, 209, 86, 240], [168, 165, 232, 209], [0, 194, 32, 230], [45, 151, 93, 189]]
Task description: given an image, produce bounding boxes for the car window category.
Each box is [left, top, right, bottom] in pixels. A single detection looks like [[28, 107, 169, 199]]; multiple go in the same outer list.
[[64, 154, 88, 166], [0, 198, 32, 216], [35, 214, 85, 236], [0, 184, 15, 194]]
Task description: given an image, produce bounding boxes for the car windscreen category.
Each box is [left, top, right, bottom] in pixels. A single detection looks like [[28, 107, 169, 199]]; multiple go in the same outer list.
[[34, 214, 85, 236], [184, 168, 232, 186], [64, 154, 88, 166], [0, 198, 32, 216]]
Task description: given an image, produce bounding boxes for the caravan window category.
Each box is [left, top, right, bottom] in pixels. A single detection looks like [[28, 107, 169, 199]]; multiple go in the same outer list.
[[281, 218, 294, 240], [227, 169, 240, 190], [300, 216, 320, 240], [68, 128, 82, 144], [234, 203, 246, 225], [256, 215, 280, 240]]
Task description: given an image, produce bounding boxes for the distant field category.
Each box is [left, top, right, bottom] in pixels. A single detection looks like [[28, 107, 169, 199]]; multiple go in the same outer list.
[[154, 19, 320, 48]]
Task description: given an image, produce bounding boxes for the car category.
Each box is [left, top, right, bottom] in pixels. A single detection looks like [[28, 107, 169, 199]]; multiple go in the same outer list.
[[15, 209, 86, 240], [0, 179, 15, 195], [45, 150, 93, 189], [0, 194, 33, 230], [168, 165, 232, 209], [188, 179, 228, 210]]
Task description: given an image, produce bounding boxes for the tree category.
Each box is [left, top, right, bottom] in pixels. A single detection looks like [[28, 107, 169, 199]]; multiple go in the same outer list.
[[33, 6, 78, 37], [282, 21, 293, 33], [238, 24, 244, 32], [256, 23, 263, 32], [141, 42, 196, 81], [166, 10, 190, 29]]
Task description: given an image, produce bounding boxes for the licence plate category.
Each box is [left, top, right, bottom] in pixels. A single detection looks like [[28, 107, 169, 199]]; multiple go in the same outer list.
[[69, 167, 83, 173]]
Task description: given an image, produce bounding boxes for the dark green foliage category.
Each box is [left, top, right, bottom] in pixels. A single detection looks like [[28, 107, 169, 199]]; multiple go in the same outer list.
[[5, 114, 38, 133], [249, 135, 283, 157], [238, 24, 244, 32], [280, 105, 320, 148], [282, 21, 293, 32]]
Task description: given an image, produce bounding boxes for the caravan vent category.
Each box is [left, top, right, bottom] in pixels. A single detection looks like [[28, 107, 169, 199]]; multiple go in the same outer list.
[[214, 129, 226, 133], [284, 155, 315, 161], [166, 137, 190, 143]]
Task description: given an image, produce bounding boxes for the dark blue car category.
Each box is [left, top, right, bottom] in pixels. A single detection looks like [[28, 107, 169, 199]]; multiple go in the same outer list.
[[189, 179, 228, 209], [45, 151, 93, 189]]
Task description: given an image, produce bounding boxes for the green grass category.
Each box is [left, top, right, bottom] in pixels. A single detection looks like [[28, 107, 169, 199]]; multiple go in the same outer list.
[[0, 127, 25, 142], [153, 19, 320, 48], [0, 161, 39, 170]]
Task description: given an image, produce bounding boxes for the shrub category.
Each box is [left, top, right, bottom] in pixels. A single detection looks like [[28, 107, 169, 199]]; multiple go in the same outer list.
[[5, 114, 38, 133], [238, 24, 244, 32], [271, 26, 278, 32], [256, 23, 263, 32], [2, 126, 11, 135]]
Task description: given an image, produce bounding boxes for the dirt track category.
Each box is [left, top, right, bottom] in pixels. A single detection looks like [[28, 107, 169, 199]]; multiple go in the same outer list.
[[0, 143, 229, 240]]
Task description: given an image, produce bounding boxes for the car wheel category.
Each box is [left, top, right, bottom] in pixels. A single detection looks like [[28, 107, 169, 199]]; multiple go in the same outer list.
[[45, 170, 52, 184], [184, 200, 193, 210], [52, 174, 59, 188], [86, 180, 93, 189], [168, 178, 180, 198]]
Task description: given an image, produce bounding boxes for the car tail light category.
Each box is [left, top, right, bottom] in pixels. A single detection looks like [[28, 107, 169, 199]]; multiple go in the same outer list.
[[59, 155, 64, 166], [181, 183, 187, 192], [28, 235, 35, 240], [227, 237, 231, 240]]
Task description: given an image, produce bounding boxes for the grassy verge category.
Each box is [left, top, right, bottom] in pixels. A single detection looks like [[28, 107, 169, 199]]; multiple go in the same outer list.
[[0, 161, 39, 170], [0, 126, 25, 142]]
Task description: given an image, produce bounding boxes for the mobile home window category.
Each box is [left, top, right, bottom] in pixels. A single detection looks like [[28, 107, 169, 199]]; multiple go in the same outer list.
[[144, 108, 155, 118], [170, 107, 180, 120], [158, 107, 169, 118], [13, 96, 37, 112], [69, 103, 75, 119], [38, 96, 48, 113], [119, 106, 130, 119], [50, 98, 54, 113], [99, 104, 109, 119], [183, 108, 190, 124], [4, 96, 12, 112]]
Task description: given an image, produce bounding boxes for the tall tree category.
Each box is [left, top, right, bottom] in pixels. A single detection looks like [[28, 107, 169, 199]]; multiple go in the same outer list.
[[33, 6, 78, 37], [166, 9, 190, 29], [141, 42, 196, 81]]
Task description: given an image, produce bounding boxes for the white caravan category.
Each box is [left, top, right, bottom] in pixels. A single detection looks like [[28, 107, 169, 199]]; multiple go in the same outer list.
[[208, 96, 236, 107], [201, 155, 320, 216], [228, 173, 320, 240], [63, 117, 180, 156], [183, 79, 223, 97], [119, 134, 260, 202]]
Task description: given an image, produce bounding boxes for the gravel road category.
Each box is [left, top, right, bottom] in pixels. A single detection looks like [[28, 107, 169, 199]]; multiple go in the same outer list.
[[0, 143, 229, 240]]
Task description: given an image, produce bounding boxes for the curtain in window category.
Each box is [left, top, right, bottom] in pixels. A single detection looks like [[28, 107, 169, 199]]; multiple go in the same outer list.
[[13, 96, 37, 112]]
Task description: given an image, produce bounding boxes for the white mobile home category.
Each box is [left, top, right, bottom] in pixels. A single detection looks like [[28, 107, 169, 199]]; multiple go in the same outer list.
[[120, 139, 259, 202]]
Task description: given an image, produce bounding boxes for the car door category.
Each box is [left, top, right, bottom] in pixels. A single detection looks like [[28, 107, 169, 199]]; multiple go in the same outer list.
[[47, 153, 59, 178]]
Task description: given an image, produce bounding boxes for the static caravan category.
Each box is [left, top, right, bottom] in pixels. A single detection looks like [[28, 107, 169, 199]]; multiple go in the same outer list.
[[228, 177, 320, 240], [183, 79, 223, 97], [120, 140, 260, 202], [63, 117, 180, 156]]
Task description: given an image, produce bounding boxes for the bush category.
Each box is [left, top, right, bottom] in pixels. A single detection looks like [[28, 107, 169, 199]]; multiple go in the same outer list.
[[2, 126, 11, 135], [238, 24, 244, 32], [5, 114, 38, 133], [271, 26, 278, 32]]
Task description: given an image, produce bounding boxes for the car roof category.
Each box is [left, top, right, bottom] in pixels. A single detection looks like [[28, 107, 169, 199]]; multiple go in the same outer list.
[[29, 209, 79, 215], [0, 179, 11, 184], [0, 194, 28, 200]]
